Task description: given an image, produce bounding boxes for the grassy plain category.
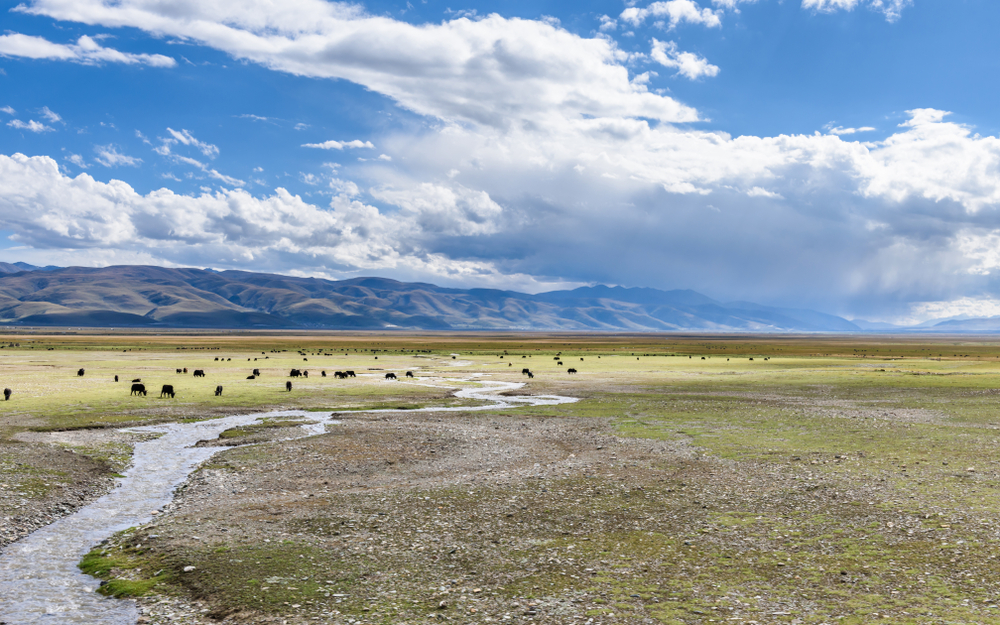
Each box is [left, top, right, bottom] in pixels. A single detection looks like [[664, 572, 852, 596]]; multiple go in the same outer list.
[[4, 332, 1000, 623]]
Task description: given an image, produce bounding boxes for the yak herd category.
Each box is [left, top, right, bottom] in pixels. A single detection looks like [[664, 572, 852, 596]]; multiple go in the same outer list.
[[0, 355, 585, 402]]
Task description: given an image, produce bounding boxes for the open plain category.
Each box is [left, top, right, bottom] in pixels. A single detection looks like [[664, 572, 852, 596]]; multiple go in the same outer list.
[[3, 332, 1000, 624]]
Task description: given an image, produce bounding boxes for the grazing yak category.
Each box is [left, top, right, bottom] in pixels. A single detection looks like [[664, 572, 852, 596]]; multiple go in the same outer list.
[[385, 373, 397, 380], [567, 368, 577, 374], [114, 375, 119, 382], [130, 383, 146, 396], [286, 381, 293, 392], [176, 369, 182, 373], [303, 371, 309, 378], [346, 370, 356, 377], [77, 368, 85, 377], [132, 378, 141, 383], [289, 369, 302, 377], [246, 375, 256, 380], [215, 385, 223, 396], [405, 371, 414, 378], [160, 385, 175, 398], [193, 370, 206, 377], [183, 368, 188, 373], [334, 371, 345, 379], [252, 369, 260, 376], [3, 388, 11, 401], [522, 368, 531, 375], [527, 372, 534, 378], [321, 371, 327, 377]]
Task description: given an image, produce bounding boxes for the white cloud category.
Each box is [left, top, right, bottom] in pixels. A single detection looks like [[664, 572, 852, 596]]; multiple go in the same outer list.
[[0, 33, 175, 67], [746, 186, 783, 199], [711, 0, 757, 8], [0, 153, 536, 289], [7, 119, 54, 132], [39, 106, 61, 124], [906, 298, 1000, 325], [302, 139, 375, 150], [620, 1, 722, 28], [1, 106, 16, 115], [150, 128, 241, 186], [827, 125, 876, 135], [377, 154, 393, 161], [94, 145, 141, 167], [650, 39, 719, 79], [598, 15, 617, 31], [164, 128, 219, 158], [65, 153, 88, 168], [16, 0, 700, 126], [801, 0, 912, 22]]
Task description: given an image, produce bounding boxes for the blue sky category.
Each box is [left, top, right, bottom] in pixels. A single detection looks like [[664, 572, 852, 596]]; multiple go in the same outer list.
[[1, 0, 999, 323]]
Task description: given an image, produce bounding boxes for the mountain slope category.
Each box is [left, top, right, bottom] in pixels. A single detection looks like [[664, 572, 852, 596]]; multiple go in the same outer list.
[[0, 265, 860, 331]]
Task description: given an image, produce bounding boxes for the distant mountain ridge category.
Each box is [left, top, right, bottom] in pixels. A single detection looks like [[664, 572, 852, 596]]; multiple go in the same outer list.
[[0, 264, 866, 332]]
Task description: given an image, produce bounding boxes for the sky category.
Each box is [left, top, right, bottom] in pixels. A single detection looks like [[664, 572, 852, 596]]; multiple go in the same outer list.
[[1, 0, 999, 324]]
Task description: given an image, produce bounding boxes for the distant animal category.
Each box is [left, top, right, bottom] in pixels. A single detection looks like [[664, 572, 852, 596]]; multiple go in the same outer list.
[[183, 368, 188, 373], [215, 385, 223, 396], [346, 370, 356, 378], [527, 372, 534, 378], [214, 357, 219, 361], [303, 358, 308, 361], [114, 375, 119, 382], [289, 369, 302, 377], [385, 373, 397, 380], [749, 358, 754, 361], [160, 384, 175, 398], [130, 383, 146, 396], [246, 375, 255, 380], [557, 361, 563, 365], [286, 381, 292, 392], [3, 388, 11, 401], [77, 368, 85, 377], [193, 370, 205, 377], [522, 368, 531, 375], [303, 371, 309, 378], [252, 368, 260, 376], [553, 357, 560, 361], [580, 358, 584, 361], [176, 369, 182, 373], [132, 378, 141, 383], [334, 371, 345, 379], [567, 368, 577, 374], [405, 371, 414, 378], [701, 357, 705, 360], [321, 371, 327, 377]]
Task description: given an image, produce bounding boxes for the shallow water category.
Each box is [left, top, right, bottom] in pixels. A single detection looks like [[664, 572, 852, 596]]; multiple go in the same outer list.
[[0, 378, 575, 623]]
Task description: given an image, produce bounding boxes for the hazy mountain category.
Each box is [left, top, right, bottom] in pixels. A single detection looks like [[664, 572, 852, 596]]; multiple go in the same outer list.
[[0, 262, 60, 274], [0, 264, 864, 331]]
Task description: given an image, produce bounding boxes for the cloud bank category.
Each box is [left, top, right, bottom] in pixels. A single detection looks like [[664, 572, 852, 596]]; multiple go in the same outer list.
[[0, 33, 175, 66]]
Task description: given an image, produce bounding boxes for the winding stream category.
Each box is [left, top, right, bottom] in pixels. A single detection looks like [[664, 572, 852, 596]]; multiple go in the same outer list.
[[0, 377, 576, 623]]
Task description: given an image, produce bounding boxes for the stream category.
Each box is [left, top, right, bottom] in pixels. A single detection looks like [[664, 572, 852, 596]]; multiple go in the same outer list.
[[0, 378, 576, 623]]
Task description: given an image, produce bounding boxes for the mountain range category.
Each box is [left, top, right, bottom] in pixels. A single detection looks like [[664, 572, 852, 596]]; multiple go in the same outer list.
[[0, 264, 864, 332]]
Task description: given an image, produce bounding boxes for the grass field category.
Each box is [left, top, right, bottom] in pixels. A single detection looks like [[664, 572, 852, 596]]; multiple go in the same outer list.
[[4, 331, 1000, 624]]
